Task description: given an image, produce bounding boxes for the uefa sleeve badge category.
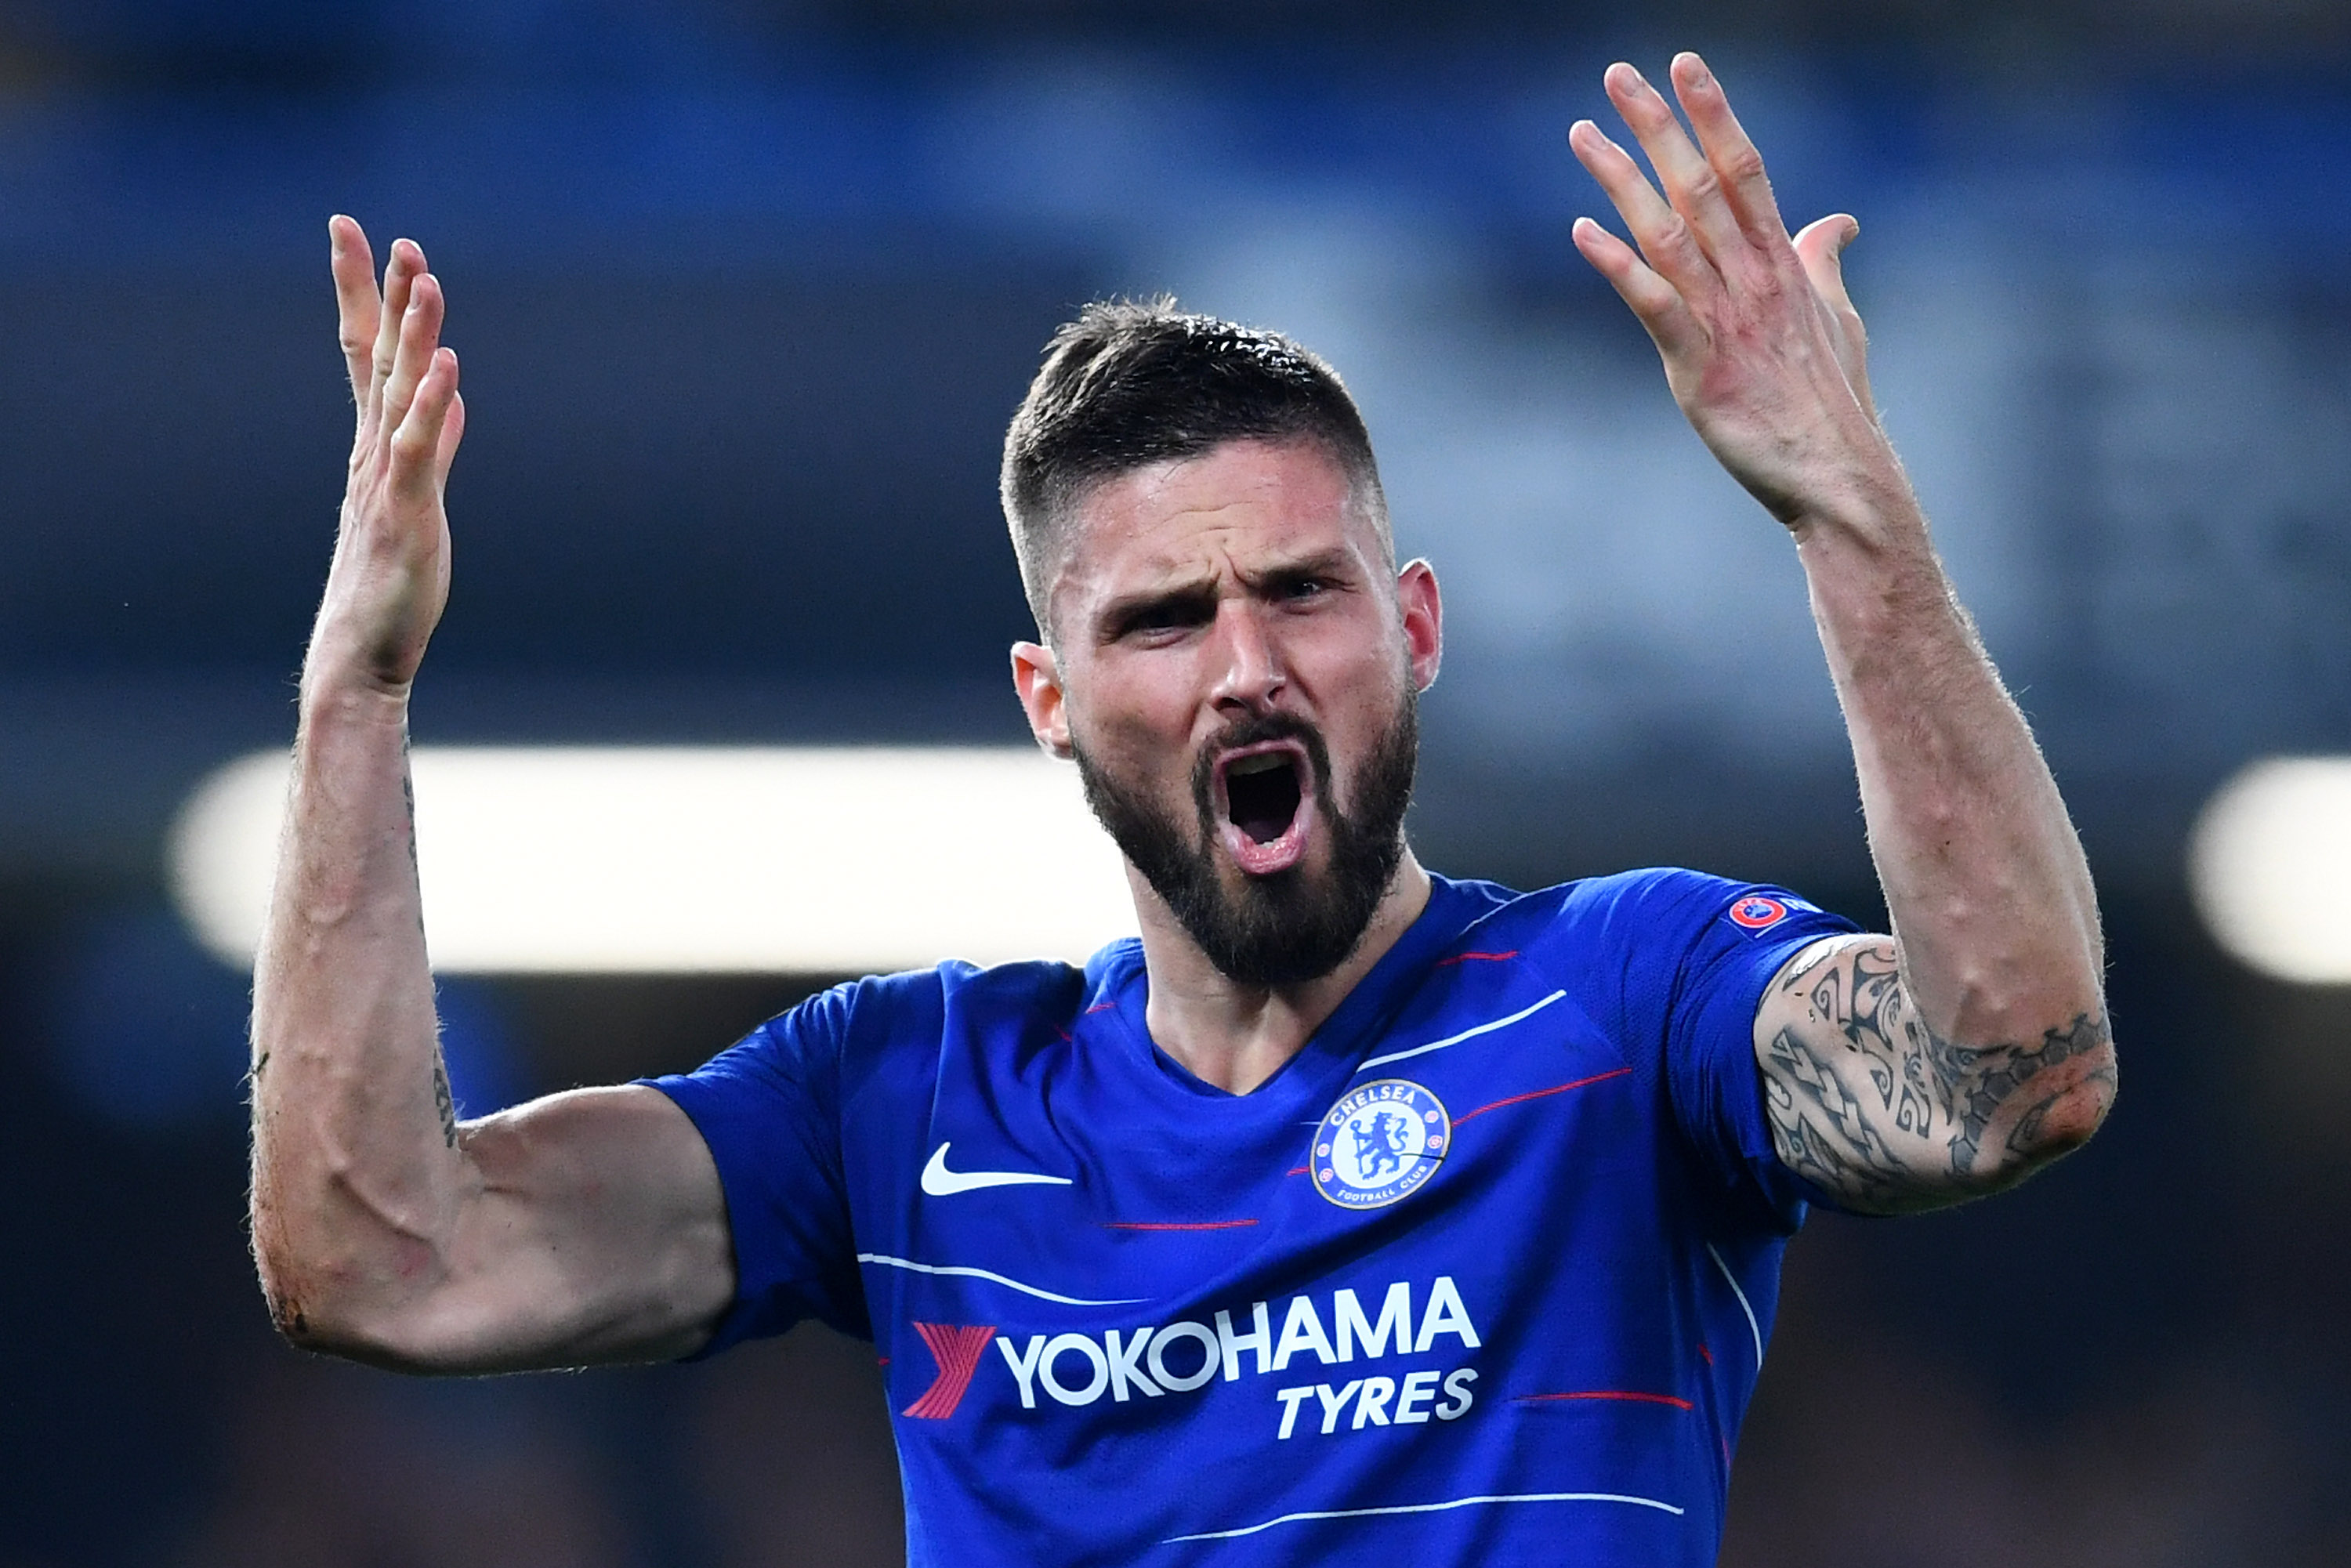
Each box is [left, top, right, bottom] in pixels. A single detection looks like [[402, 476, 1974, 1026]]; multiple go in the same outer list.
[[1726, 894, 1790, 934]]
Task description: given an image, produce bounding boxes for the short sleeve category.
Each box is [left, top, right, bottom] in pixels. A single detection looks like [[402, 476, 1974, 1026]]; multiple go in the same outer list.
[[641, 985, 868, 1354], [1563, 868, 1862, 1232]]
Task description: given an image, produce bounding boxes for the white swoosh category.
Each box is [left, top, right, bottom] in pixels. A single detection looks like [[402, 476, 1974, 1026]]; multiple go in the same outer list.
[[919, 1141, 1074, 1197], [1354, 990, 1569, 1073], [1163, 1490, 1683, 1543], [856, 1252, 1145, 1307]]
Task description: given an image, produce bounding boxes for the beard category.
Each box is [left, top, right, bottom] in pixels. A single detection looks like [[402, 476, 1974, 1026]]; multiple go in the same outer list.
[[1072, 689, 1418, 989]]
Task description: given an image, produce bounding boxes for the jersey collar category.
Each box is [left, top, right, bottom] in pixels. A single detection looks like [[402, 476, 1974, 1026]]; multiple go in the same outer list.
[[1084, 873, 1514, 1106]]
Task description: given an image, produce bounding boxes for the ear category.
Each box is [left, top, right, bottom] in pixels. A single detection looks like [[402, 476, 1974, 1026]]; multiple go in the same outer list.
[[1011, 640, 1074, 758], [1396, 559, 1443, 692]]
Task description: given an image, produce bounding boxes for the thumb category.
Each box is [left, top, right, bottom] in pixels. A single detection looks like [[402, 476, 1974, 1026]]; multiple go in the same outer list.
[[1792, 214, 1875, 420], [1791, 214, 1861, 314]]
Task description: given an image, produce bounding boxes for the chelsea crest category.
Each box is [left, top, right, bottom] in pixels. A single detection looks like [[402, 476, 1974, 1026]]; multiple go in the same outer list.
[[1311, 1079, 1451, 1210]]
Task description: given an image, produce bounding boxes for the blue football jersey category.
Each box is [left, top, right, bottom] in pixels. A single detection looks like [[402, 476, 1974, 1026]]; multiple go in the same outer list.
[[647, 868, 1856, 1566]]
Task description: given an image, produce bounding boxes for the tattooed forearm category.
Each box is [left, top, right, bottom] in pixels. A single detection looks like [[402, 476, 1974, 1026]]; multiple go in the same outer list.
[[400, 725, 428, 934], [1757, 936, 2115, 1213], [401, 757, 418, 870], [1761, 1026, 1919, 1200], [1940, 1010, 2113, 1177], [432, 1057, 458, 1149]]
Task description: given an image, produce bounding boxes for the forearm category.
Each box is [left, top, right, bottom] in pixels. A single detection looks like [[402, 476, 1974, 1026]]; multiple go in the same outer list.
[[1797, 476, 2101, 1031], [249, 666, 469, 1349], [245, 226, 739, 1369], [1789, 475, 2113, 1184], [1565, 55, 2114, 1206]]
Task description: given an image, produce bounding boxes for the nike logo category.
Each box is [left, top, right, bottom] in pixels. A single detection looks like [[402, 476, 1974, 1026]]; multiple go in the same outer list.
[[920, 1142, 1074, 1197]]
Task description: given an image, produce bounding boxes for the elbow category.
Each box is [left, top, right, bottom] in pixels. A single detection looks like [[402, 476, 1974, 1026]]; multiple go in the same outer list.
[[2009, 1058, 2115, 1166], [252, 1224, 384, 1363], [255, 1261, 455, 1374], [255, 1260, 320, 1351], [250, 1193, 324, 1349], [255, 1241, 366, 1360], [1975, 1009, 2118, 1189], [250, 1193, 453, 1373]]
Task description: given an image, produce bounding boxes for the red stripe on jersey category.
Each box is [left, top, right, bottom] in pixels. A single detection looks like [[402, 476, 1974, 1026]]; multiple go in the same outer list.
[[1099, 1219, 1259, 1231], [1514, 1390, 1694, 1410], [1435, 949, 1520, 966], [1454, 1066, 1633, 1125]]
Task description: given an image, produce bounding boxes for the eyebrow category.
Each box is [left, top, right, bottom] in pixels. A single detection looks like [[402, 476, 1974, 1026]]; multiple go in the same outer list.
[[1241, 548, 1357, 590], [1094, 578, 1219, 640], [1090, 549, 1365, 641]]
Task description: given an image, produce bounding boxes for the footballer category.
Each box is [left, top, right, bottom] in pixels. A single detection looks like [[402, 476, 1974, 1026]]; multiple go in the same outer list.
[[249, 54, 2115, 1565]]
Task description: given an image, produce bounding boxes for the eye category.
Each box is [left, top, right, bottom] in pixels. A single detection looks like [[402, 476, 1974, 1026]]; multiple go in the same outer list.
[[1112, 595, 1215, 641]]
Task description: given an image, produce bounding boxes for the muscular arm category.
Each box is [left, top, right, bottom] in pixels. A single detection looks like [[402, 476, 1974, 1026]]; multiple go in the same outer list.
[[1754, 936, 2110, 1213], [1571, 56, 2115, 1212], [249, 220, 734, 1369]]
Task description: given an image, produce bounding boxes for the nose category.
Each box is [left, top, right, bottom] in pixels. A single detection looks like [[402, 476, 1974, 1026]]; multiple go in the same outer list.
[[1208, 599, 1287, 714]]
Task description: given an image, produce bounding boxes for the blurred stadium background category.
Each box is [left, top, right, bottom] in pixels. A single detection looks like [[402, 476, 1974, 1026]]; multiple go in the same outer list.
[[2, 0, 2349, 1563]]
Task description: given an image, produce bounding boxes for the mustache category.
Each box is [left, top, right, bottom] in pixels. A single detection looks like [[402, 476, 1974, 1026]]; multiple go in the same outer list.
[[1070, 689, 1417, 988]]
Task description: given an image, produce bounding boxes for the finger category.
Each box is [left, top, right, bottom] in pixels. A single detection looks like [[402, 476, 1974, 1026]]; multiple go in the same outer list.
[[369, 238, 426, 411], [434, 389, 467, 486], [1603, 61, 1745, 265], [1669, 53, 1788, 247], [1571, 216, 1707, 362], [1570, 118, 1719, 302], [379, 272, 445, 444], [328, 216, 380, 411], [392, 347, 460, 498]]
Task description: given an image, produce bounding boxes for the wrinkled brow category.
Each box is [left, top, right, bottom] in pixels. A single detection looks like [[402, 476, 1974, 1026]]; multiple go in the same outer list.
[[1238, 546, 1357, 592], [1089, 547, 1364, 640]]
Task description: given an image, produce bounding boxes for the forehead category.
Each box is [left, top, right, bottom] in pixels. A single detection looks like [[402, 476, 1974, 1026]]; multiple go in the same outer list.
[[1052, 439, 1377, 607]]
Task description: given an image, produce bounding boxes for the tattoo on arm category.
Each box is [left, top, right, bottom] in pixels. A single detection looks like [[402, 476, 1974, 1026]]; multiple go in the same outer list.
[[432, 1057, 458, 1149], [1758, 938, 2114, 1211], [400, 724, 428, 934], [406, 723, 456, 1152], [401, 760, 418, 869]]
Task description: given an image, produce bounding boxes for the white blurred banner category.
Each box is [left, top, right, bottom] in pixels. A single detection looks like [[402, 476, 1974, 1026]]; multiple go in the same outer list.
[[169, 747, 1137, 974]]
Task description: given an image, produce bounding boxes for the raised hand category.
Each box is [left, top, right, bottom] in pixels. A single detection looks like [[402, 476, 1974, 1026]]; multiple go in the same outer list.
[[315, 216, 465, 693], [1569, 54, 1888, 529]]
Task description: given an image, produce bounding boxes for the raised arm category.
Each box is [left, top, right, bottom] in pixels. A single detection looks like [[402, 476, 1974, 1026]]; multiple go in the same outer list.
[[1570, 56, 2115, 1214], [248, 219, 734, 1369]]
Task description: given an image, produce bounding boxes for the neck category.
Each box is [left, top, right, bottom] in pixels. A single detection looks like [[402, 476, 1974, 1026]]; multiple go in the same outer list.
[[1133, 851, 1433, 1095]]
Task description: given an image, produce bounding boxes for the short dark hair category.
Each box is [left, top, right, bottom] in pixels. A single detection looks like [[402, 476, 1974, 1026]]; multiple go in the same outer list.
[[1000, 297, 1390, 640]]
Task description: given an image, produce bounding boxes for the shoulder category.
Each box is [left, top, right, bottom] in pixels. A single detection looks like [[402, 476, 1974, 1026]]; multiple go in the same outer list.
[[1435, 869, 1855, 1051], [1554, 866, 1781, 925], [932, 947, 1111, 1013], [1440, 867, 1816, 956], [759, 949, 1107, 1045], [674, 951, 1105, 1128], [776, 949, 1107, 1073]]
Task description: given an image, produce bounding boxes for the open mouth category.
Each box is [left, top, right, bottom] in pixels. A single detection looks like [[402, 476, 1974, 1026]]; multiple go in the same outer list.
[[1226, 751, 1302, 844], [1212, 741, 1316, 875]]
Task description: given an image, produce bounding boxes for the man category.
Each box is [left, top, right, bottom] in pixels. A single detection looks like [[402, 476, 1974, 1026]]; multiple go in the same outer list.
[[250, 53, 2114, 1565]]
